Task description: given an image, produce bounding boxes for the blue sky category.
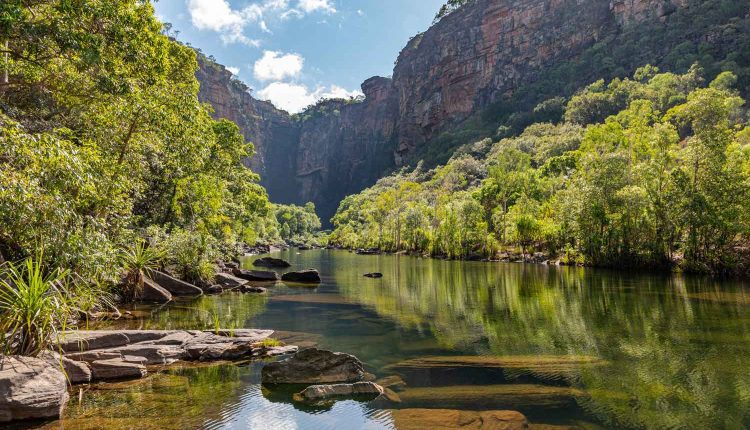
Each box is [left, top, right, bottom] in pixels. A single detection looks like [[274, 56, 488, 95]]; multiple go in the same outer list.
[[154, 0, 445, 113]]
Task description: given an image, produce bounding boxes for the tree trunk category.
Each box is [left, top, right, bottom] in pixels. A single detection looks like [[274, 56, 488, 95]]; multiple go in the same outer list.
[[2, 40, 8, 86]]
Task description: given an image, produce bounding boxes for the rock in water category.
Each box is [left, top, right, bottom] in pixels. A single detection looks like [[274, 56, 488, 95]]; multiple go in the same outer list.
[[0, 356, 70, 423], [214, 272, 248, 288], [293, 382, 384, 402], [261, 348, 365, 384], [281, 269, 321, 284], [240, 286, 267, 294], [138, 278, 173, 303], [39, 351, 91, 384], [150, 271, 203, 296], [89, 358, 147, 380], [364, 273, 383, 278], [253, 257, 291, 268], [233, 269, 280, 282]]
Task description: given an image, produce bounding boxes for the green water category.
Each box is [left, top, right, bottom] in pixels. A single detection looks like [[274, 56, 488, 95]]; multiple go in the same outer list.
[[38, 250, 750, 429]]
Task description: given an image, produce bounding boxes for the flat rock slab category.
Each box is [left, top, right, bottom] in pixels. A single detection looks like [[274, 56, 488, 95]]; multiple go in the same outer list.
[[293, 382, 384, 403], [39, 351, 92, 384], [389, 409, 529, 430], [151, 271, 203, 296], [57, 329, 277, 382], [262, 348, 364, 384], [90, 359, 147, 380], [253, 257, 291, 268], [233, 269, 280, 282], [0, 356, 69, 423], [281, 269, 321, 284]]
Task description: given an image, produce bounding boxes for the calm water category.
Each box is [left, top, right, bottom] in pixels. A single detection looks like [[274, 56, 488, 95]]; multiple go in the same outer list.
[[36, 250, 750, 429]]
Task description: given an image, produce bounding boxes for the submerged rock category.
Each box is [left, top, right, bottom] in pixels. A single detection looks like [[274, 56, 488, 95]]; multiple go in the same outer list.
[[396, 384, 584, 410], [240, 286, 267, 294], [364, 272, 383, 278], [233, 268, 280, 282], [293, 381, 384, 403], [138, 278, 173, 303], [0, 356, 70, 423], [386, 355, 605, 385], [389, 409, 529, 430], [261, 348, 365, 384], [150, 271, 203, 296], [281, 269, 321, 284], [253, 257, 291, 268]]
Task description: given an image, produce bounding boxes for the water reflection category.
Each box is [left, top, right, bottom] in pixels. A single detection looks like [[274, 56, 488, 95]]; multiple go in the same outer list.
[[39, 250, 750, 429]]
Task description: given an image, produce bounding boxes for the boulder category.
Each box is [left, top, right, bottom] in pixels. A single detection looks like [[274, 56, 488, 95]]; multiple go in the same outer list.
[[39, 351, 92, 384], [261, 348, 365, 384], [214, 272, 248, 288], [205, 285, 224, 295], [90, 358, 147, 380], [364, 272, 383, 278], [389, 409, 529, 430], [150, 271, 203, 296], [0, 356, 70, 423], [224, 261, 240, 270], [137, 278, 173, 303], [253, 257, 291, 268], [240, 286, 267, 294], [281, 269, 321, 284], [233, 268, 280, 282], [293, 382, 384, 403]]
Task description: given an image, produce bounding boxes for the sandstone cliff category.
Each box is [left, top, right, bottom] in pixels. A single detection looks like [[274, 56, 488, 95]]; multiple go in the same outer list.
[[196, 0, 747, 224]]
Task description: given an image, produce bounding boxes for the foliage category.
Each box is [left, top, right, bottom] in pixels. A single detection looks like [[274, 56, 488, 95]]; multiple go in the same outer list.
[[273, 203, 323, 244], [0, 257, 70, 356], [118, 240, 165, 301], [331, 67, 750, 274], [0, 1, 274, 291], [434, 0, 474, 22]]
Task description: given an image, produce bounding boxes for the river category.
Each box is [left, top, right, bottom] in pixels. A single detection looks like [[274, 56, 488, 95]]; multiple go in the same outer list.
[[34, 249, 750, 429]]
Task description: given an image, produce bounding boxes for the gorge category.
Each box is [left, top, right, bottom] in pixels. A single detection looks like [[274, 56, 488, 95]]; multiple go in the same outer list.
[[196, 0, 750, 223]]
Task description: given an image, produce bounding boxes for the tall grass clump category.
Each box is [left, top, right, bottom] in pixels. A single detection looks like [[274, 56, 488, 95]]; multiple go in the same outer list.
[[118, 239, 165, 302], [0, 257, 72, 356]]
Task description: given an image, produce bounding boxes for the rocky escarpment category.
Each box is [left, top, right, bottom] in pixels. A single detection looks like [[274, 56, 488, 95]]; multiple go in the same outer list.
[[197, 0, 743, 224]]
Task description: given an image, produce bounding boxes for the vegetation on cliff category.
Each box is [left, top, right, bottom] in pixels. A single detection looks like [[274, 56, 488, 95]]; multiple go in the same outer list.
[[330, 66, 750, 275]]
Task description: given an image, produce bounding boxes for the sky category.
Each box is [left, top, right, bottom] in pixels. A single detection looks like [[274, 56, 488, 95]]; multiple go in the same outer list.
[[154, 0, 446, 113]]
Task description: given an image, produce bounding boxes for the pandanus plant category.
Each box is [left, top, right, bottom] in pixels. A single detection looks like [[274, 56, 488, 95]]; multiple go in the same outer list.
[[0, 257, 71, 356], [118, 239, 165, 301]]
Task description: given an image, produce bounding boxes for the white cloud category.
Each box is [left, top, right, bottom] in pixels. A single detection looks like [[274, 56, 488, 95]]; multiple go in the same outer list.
[[186, 0, 294, 46], [257, 82, 362, 113], [298, 0, 336, 14], [254, 51, 304, 81], [226, 66, 240, 75]]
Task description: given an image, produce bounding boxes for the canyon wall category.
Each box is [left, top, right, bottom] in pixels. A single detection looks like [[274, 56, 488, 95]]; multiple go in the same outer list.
[[197, 0, 735, 224]]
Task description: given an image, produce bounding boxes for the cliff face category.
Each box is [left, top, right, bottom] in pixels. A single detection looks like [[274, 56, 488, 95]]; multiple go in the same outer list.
[[196, 0, 729, 224], [196, 58, 300, 203]]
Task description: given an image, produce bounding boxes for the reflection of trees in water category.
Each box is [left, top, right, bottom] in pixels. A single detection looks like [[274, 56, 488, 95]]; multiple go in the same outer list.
[[333, 254, 750, 429], [116, 293, 269, 331], [54, 365, 247, 429]]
